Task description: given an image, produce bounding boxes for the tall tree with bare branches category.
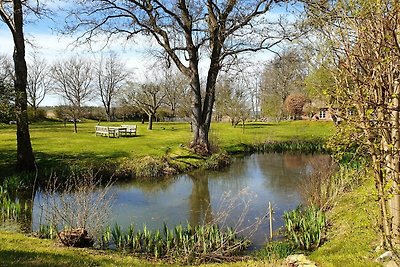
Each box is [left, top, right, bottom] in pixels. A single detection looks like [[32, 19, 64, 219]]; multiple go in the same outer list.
[[66, 0, 294, 154], [51, 57, 94, 133], [0, 0, 36, 171], [125, 82, 166, 130], [96, 52, 130, 122], [27, 54, 51, 118]]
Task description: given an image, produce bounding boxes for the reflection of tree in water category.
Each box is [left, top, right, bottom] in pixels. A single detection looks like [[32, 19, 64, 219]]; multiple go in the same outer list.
[[187, 173, 213, 226]]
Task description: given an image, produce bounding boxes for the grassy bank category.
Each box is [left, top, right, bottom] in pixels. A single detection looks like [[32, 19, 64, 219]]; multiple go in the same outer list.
[[0, 120, 333, 179], [0, 231, 274, 267], [309, 176, 381, 266]]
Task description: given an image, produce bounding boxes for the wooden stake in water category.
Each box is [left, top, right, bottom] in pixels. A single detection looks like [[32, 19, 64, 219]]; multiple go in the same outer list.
[[269, 201, 273, 240]]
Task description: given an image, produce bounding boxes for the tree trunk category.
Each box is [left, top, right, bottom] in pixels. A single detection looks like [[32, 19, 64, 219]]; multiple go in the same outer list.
[[73, 120, 78, 133], [148, 114, 153, 130], [13, 0, 35, 172]]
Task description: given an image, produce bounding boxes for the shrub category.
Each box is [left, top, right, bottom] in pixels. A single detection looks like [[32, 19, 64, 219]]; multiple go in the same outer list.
[[203, 153, 232, 170], [40, 171, 114, 246], [284, 206, 326, 251], [298, 157, 365, 211]]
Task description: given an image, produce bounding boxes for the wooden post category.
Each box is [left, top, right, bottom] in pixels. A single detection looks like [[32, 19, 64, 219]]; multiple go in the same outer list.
[[269, 201, 273, 240]]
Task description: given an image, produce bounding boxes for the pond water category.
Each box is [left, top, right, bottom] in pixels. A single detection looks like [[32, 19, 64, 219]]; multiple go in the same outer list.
[[31, 153, 328, 247]]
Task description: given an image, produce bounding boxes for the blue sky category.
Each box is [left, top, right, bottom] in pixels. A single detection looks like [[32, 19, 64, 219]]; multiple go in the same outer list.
[[0, 1, 290, 106]]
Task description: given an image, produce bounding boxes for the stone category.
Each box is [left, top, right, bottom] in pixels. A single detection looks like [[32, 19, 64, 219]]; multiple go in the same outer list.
[[285, 254, 318, 267], [384, 260, 399, 267], [377, 251, 394, 262]]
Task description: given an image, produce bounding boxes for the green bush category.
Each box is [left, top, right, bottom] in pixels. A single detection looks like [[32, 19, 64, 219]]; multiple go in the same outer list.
[[284, 206, 326, 251]]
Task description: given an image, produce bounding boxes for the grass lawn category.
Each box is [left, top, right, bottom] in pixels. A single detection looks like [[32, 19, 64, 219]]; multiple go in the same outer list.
[[309, 177, 381, 267], [0, 120, 333, 177]]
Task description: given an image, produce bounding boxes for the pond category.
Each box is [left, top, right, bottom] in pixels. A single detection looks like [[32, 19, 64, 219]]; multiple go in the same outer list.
[[31, 153, 328, 247]]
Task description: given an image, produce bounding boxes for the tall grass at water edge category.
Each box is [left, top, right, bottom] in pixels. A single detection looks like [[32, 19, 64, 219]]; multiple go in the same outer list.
[[98, 223, 250, 264]]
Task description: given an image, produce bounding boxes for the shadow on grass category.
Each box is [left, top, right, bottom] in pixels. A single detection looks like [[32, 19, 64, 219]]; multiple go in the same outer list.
[[0, 249, 98, 267], [0, 150, 131, 180]]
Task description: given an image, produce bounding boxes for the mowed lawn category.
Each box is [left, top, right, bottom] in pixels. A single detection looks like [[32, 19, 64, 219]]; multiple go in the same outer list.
[[0, 120, 334, 174]]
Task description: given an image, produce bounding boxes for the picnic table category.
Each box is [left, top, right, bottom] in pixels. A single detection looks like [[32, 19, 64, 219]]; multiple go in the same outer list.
[[95, 125, 137, 138]]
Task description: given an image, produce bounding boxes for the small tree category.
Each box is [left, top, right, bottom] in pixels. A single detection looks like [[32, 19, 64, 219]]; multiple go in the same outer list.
[[304, 0, 400, 249], [96, 52, 130, 122], [284, 93, 309, 120], [27, 54, 51, 119], [51, 57, 94, 133], [125, 82, 166, 130], [0, 55, 15, 123]]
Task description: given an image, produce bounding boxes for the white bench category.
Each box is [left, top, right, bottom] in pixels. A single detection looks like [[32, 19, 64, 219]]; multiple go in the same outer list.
[[95, 126, 118, 138], [120, 125, 137, 136]]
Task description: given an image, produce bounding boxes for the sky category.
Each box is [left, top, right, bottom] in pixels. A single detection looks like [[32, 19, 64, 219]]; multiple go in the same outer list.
[[0, 1, 288, 106]]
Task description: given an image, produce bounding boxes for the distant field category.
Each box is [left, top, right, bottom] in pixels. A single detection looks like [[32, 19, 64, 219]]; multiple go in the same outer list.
[[0, 120, 334, 176]]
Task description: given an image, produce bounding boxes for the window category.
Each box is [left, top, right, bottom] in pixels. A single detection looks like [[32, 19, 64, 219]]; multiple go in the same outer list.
[[319, 110, 326, 119]]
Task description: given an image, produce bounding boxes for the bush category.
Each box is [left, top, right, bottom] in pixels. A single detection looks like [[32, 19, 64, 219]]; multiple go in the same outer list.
[[203, 153, 232, 170], [298, 157, 365, 211], [284, 206, 326, 251]]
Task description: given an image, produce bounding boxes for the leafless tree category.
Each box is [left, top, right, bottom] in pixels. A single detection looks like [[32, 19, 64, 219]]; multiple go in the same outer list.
[[162, 67, 190, 118], [0, 0, 39, 171], [51, 56, 94, 133], [96, 52, 130, 122], [0, 54, 15, 122], [124, 81, 166, 130], [215, 76, 250, 127], [65, 0, 296, 154], [27, 54, 51, 117]]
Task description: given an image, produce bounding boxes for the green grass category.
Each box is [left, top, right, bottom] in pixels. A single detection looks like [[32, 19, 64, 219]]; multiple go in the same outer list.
[[0, 120, 333, 177], [309, 177, 381, 267], [0, 231, 274, 267]]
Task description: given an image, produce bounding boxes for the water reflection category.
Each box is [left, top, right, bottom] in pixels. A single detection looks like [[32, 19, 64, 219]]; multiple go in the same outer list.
[[30, 153, 329, 247]]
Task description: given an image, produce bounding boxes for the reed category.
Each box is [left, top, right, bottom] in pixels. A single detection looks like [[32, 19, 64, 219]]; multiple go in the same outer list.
[[283, 206, 326, 251], [99, 222, 250, 264], [0, 186, 29, 222]]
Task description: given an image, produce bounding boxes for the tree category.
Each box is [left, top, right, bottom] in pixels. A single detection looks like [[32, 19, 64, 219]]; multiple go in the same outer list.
[[0, 0, 36, 171], [163, 68, 189, 118], [96, 52, 130, 122], [125, 82, 166, 130], [66, 0, 294, 154], [27, 54, 51, 118], [0, 54, 15, 123], [304, 0, 400, 249], [215, 76, 250, 127], [261, 49, 306, 120], [284, 93, 309, 120], [51, 57, 94, 133]]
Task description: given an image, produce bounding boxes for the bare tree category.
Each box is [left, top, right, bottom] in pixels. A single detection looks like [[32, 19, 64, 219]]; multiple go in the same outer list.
[[0, 0, 37, 171], [124, 81, 166, 130], [163, 68, 189, 118], [27, 54, 51, 118], [51, 57, 94, 133], [0, 54, 15, 123], [65, 0, 295, 154], [215, 76, 250, 127], [96, 52, 130, 122]]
